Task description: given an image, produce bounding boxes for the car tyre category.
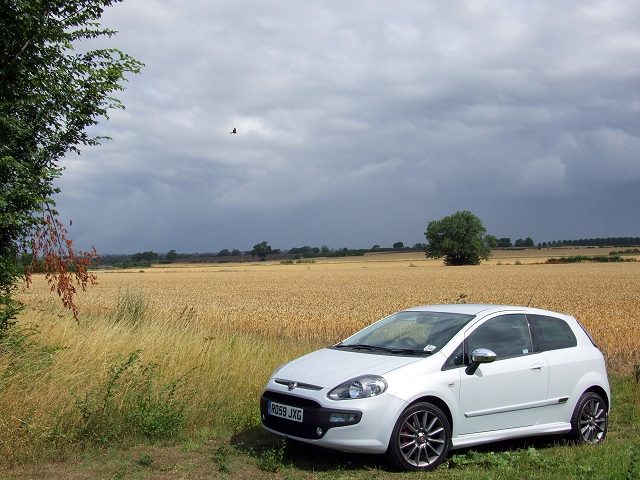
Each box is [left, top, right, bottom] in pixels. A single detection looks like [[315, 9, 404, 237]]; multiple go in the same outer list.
[[385, 402, 451, 471], [568, 391, 607, 444]]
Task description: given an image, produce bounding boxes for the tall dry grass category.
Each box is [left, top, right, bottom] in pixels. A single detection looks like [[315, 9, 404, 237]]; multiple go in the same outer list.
[[1, 256, 638, 463], [21, 259, 637, 369]]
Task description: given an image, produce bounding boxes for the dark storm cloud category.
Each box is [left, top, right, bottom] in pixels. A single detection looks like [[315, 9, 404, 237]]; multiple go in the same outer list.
[[54, 0, 640, 253]]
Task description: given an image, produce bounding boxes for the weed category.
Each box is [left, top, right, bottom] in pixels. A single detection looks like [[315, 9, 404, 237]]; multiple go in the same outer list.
[[258, 438, 286, 472], [627, 445, 639, 480], [135, 453, 153, 467], [68, 351, 189, 445], [448, 447, 559, 470], [213, 445, 232, 472]]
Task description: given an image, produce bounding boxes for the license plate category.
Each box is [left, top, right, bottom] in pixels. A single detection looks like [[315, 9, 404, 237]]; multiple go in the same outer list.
[[268, 401, 304, 422]]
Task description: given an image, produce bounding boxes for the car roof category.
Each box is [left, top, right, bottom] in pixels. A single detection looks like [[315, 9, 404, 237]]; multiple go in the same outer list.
[[403, 304, 572, 319]]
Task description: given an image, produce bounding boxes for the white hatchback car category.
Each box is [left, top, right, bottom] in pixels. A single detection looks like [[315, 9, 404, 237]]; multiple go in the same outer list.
[[260, 304, 610, 471]]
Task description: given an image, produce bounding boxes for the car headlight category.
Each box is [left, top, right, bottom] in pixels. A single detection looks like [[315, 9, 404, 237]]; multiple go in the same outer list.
[[327, 375, 387, 400]]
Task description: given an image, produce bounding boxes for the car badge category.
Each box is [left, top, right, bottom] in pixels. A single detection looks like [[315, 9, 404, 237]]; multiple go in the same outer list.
[[288, 381, 297, 391]]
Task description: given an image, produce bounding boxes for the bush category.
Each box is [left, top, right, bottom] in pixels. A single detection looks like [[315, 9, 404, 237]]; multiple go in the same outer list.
[[66, 351, 190, 445]]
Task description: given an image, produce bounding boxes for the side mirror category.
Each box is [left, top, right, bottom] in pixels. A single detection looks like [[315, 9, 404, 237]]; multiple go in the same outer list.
[[465, 348, 497, 375]]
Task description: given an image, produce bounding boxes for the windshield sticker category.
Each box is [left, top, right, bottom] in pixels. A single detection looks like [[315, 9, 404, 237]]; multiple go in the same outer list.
[[424, 344, 437, 352]]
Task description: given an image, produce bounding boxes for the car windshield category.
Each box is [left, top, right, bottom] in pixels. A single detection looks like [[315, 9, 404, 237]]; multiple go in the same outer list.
[[335, 311, 475, 355]]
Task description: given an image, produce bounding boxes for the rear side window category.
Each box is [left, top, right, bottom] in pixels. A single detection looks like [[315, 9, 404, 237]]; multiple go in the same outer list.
[[528, 314, 577, 351]]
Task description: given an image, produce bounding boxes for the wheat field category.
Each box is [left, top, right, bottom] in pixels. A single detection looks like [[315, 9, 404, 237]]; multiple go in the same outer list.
[[17, 250, 640, 371]]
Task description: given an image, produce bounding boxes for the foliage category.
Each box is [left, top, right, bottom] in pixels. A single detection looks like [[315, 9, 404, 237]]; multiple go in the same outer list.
[[132, 251, 159, 262], [250, 241, 272, 261], [0, 0, 142, 329], [515, 237, 535, 247], [546, 255, 637, 264], [67, 350, 189, 445], [257, 438, 286, 472], [424, 211, 494, 266], [497, 237, 513, 247], [542, 237, 640, 247]]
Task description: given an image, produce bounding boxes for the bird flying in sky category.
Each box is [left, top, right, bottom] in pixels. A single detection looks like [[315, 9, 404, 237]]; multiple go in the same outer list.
[[230, 127, 236, 134]]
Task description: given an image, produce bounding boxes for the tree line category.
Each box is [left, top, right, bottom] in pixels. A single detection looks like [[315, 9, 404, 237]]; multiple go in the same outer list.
[[99, 234, 640, 267]]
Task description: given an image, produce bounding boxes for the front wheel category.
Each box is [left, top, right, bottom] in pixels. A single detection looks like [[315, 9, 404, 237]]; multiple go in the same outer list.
[[385, 402, 451, 471], [569, 392, 608, 444]]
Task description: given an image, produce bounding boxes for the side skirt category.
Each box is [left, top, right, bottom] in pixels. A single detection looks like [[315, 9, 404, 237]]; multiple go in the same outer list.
[[451, 422, 572, 450]]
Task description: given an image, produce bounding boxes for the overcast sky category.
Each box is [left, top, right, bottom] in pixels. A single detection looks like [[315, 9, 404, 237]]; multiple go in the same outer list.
[[55, 0, 640, 254]]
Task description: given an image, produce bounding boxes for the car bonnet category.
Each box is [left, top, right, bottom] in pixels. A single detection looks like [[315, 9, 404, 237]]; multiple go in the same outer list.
[[272, 347, 425, 388]]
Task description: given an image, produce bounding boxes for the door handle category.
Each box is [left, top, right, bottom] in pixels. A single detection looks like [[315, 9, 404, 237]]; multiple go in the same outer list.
[[530, 364, 543, 372]]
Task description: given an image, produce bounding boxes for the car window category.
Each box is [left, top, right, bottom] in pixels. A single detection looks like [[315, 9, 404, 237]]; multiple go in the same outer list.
[[528, 314, 577, 351], [340, 311, 475, 354], [466, 314, 532, 360], [442, 341, 465, 370]]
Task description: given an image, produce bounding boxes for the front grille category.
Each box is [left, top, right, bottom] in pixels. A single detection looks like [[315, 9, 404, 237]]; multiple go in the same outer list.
[[274, 378, 323, 391]]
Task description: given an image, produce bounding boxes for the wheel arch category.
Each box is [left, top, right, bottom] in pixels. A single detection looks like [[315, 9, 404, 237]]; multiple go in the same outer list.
[[409, 395, 454, 431], [582, 385, 610, 411]]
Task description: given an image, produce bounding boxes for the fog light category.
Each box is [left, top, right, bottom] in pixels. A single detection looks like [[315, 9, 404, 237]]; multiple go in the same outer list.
[[316, 427, 323, 437], [330, 413, 349, 423], [330, 412, 358, 423]]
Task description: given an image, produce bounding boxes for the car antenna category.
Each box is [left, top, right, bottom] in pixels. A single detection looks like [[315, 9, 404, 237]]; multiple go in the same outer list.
[[527, 283, 540, 307]]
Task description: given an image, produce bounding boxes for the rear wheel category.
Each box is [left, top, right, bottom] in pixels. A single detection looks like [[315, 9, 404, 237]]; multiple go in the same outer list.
[[385, 402, 451, 471], [569, 392, 607, 444]]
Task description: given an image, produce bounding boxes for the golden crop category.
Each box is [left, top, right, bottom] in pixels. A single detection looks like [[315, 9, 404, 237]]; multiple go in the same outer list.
[[18, 252, 640, 373]]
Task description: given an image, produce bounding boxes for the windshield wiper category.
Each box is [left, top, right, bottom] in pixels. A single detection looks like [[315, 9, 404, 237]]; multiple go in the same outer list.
[[335, 344, 429, 355]]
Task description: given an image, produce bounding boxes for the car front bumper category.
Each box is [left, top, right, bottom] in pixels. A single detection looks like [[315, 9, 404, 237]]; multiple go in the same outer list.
[[259, 387, 407, 454]]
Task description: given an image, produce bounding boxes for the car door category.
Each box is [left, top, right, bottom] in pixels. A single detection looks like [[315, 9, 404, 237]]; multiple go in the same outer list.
[[528, 314, 581, 424], [457, 314, 549, 435]]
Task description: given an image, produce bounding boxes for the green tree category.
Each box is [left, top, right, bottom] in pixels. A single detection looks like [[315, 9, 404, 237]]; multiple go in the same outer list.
[[485, 234, 498, 248], [251, 241, 272, 261], [0, 0, 142, 331], [393, 241, 405, 250], [497, 237, 512, 248], [165, 249, 178, 262], [132, 251, 158, 262], [424, 211, 493, 266]]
